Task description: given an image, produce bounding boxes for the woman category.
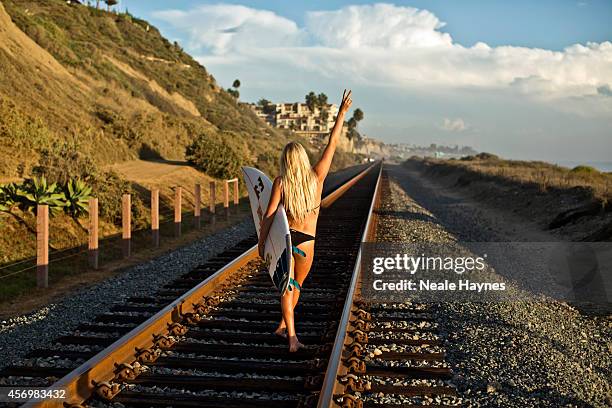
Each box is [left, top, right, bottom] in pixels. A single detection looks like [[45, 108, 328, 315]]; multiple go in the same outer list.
[[258, 90, 353, 352]]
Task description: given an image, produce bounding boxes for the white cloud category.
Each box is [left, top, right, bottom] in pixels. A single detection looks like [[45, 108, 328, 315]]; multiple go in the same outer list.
[[152, 5, 303, 55], [150, 3, 612, 161], [305, 4, 452, 48], [153, 3, 612, 101], [441, 118, 467, 132]]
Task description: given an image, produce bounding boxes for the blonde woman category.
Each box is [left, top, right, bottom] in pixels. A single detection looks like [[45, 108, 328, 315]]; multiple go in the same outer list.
[[258, 90, 353, 352]]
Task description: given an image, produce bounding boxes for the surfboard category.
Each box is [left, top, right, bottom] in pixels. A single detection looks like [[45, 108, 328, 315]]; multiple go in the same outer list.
[[242, 167, 293, 295]]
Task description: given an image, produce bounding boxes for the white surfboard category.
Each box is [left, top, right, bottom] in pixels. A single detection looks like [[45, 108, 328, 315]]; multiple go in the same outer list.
[[242, 167, 293, 295]]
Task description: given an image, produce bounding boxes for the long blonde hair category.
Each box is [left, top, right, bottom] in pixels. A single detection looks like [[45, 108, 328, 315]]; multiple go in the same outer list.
[[280, 142, 319, 223]]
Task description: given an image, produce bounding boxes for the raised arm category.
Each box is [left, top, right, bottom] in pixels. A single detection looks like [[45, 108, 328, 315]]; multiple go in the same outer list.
[[258, 176, 282, 257], [313, 89, 353, 183]]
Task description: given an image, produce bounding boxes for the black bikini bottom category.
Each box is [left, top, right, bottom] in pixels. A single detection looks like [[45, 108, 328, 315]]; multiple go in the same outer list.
[[290, 228, 315, 247]]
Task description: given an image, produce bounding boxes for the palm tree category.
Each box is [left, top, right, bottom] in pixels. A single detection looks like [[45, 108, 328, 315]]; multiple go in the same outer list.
[[104, 0, 118, 12], [317, 93, 328, 108], [227, 79, 241, 99], [305, 91, 317, 112], [352, 108, 364, 122]]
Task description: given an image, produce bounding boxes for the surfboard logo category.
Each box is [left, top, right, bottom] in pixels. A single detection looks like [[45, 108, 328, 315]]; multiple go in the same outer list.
[[272, 248, 290, 291], [254, 177, 265, 199]]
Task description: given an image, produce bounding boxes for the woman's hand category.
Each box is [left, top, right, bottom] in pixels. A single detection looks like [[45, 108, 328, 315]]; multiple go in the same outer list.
[[339, 89, 352, 115]]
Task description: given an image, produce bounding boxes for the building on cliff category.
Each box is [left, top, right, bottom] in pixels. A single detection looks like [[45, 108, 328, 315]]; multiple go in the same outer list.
[[247, 102, 341, 138]]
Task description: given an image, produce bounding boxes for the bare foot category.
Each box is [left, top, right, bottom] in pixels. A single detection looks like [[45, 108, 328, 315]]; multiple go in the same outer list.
[[274, 326, 287, 339], [288, 335, 304, 352]]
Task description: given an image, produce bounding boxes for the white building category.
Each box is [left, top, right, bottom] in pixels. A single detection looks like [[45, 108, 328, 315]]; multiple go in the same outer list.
[[249, 102, 339, 137]]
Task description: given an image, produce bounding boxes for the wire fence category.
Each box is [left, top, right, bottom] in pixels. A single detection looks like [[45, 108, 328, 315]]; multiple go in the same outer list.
[[0, 181, 246, 293]]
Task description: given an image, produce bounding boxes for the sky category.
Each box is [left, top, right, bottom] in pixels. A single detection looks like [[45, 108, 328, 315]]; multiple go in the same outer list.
[[118, 1, 612, 162]]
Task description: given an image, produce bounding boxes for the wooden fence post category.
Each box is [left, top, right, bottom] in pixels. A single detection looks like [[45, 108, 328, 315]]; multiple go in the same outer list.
[[194, 183, 201, 229], [151, 189, 159, 247], [224, 180, 229, 218], [88, 198, 99, 269], [122, 194, 131, 258], [233, 179, 239, 206], [209, 181, 216, 214], [36, 205, 49, 288], [174, 186, 182, 237]]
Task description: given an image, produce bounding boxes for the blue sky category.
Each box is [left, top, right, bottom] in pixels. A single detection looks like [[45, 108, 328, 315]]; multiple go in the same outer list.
[[116, 1, 612, 162], [124, 0, 612, 51]]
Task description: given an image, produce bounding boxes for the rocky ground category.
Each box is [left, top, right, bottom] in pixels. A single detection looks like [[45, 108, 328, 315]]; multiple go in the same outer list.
[[371, 164, 611, 408]]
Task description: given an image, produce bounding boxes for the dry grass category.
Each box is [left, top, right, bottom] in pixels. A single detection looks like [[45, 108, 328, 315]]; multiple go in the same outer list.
[[409, 155, 612, 203]]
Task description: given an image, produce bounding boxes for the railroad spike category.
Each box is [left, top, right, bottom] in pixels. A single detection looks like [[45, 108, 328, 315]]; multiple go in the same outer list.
[[346, 345, 364, 358], [349, 329, 368, 343], [344, 356, 366, 374], [351, 318, 371, 331], [168, 322, 188, 336], [184, 312, 202, 325], [152, 333, 176, 349], [339, 374, 371, 392], [135, 346, 161, 363], [113, 362, 142, 381], [334, 393, 363, 408], [202, 296, 221, 307], [192, 302, 207, 314], [353, 308, 371, 320], [91, 380, 121, 401]]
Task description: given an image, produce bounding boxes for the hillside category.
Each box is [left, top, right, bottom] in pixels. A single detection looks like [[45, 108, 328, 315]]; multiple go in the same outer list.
[[0, 0, 365, 265], [0, 0, 304, 180], [404, 155, 612, 241]]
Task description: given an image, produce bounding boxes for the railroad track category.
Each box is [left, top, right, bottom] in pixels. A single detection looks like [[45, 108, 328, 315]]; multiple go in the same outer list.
[[318, 169, 459, 408], [1, 163, 460, 408]]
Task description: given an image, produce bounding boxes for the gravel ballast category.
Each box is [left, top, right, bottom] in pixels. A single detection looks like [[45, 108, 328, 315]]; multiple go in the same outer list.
[[0, 219, 254, 371], [372, 164, 612, 408]]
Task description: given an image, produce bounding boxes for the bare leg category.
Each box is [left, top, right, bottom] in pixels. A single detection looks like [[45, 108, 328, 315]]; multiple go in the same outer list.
[[287, 241, 314, 352], [275, 254, 295, 338], [280, 254, 301, 351]]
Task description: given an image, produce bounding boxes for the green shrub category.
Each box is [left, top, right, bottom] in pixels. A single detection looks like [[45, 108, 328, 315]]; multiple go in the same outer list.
[[186, 133, 243, 179], [570, 165, 599, 175], [0, 183, 22, 213], [17, 177, 67, 216], [475, 152, 499, 160], [91, 171, 147, 228], [33, 141, 98, 185], [63, 179, 93, 218]]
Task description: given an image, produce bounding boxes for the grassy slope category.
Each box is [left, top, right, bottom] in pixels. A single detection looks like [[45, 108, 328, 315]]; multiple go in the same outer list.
[[0, 0, 294, 177], [1, 0, 360, 264], [405, 156, 612, 240]]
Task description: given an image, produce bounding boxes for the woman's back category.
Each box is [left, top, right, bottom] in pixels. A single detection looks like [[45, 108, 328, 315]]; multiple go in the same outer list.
[[281, 175, 322, 236]]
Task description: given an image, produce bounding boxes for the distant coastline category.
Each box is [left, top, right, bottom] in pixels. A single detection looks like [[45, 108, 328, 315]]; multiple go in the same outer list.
[[554, 161, 612, 173]]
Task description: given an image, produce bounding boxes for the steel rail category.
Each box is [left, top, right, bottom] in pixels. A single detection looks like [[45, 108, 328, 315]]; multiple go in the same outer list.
[[25, 161, 379, 408], [317, 161, 384, 408]]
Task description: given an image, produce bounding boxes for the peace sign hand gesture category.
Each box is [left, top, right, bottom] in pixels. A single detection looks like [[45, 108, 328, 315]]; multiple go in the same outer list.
[[339, 89, 352, 115]]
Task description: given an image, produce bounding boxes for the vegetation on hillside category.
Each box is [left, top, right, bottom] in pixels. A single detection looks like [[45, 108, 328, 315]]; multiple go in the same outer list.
[[0, 0, 362, 266], [407, 155, 612, 202], [186, 133, 242, 179]]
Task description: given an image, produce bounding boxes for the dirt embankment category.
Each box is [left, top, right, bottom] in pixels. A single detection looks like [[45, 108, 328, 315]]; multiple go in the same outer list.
[[404, 158, 612, 241]]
